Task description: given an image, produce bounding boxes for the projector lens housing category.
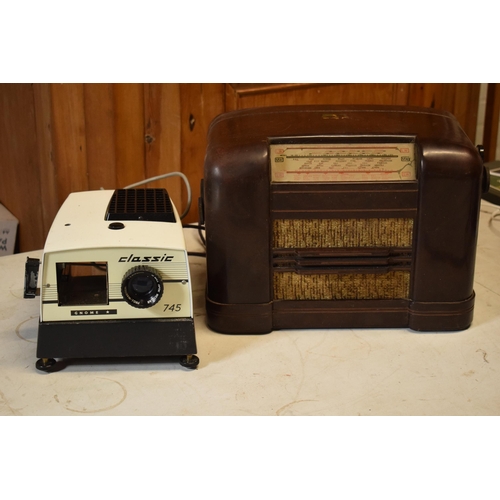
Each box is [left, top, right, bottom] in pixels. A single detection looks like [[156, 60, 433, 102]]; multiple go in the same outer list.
[[121, 266, 164, 308]]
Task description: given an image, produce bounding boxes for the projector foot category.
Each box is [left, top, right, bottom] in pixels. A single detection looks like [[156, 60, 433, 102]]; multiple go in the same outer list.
[[35, 358, 58, 373], [179, 354, 199, 370]]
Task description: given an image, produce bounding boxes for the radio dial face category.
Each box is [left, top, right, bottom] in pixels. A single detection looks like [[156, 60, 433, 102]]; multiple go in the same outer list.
[[270, 142, 417, 182], [121, 266, 164, 309]]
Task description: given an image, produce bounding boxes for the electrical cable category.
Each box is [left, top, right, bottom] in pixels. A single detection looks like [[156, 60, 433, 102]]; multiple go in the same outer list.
[[183, 223, 206, 253], [481, 199, 500, 225], [187, 251, 207, 257], [490, 208, 500, 224], [124, 171, 192, 220], [198, 224, 206, 247], [125, 172, 205, 254]]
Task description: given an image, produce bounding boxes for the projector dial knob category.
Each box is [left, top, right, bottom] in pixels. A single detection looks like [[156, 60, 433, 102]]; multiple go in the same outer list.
[[121, 266, 164, 309]]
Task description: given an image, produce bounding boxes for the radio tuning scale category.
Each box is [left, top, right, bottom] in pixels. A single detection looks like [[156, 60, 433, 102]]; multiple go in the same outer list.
[[270, 143, 417, 182]]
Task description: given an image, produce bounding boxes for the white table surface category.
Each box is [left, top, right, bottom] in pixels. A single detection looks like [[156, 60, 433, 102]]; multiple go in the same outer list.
[[1, 202, 500, 416]]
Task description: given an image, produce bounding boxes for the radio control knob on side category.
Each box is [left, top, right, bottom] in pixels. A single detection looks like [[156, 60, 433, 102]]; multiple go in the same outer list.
[[121, 266, 164, 309]]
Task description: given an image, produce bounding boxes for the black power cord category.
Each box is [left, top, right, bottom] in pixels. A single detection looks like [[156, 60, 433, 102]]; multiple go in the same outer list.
[[183, 223, 206, 257]]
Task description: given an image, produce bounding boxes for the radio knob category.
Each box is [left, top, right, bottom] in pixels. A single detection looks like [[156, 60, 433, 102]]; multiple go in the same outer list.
[[121, 266, 164, 309]]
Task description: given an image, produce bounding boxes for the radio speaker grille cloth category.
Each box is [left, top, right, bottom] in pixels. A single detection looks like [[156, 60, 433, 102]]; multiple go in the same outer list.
[[273, 218, 414, 248], [274, 271, 411, 300], [273, 218, 413, 300]]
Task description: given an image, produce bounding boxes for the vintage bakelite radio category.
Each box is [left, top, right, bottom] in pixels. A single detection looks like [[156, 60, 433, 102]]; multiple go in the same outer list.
[[202, 105, 487, 333]]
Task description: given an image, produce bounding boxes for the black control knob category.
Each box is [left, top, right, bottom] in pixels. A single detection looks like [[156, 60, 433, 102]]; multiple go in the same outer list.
[[121, 266, 164, 308]]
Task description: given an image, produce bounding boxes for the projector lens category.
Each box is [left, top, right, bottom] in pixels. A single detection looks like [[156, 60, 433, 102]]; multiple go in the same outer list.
[[121, 266, 163, 308]]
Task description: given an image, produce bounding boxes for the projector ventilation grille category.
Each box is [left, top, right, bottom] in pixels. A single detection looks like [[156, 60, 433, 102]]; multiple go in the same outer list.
[[106, 189, 176, 222]]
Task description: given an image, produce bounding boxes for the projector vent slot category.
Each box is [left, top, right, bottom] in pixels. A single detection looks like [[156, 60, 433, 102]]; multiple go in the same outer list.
[[106, 189, 176, 222]]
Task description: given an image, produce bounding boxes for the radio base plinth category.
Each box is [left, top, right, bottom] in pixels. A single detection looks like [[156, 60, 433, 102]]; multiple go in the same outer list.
[[408, 293, 475, 332], [206, 297, 273, 334], [206, 296, 476, 333], [273, 299, 410, 331]]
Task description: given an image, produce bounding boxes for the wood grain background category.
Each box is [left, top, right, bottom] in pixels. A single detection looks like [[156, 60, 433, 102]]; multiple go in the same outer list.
[[0, 83, 485, 252]]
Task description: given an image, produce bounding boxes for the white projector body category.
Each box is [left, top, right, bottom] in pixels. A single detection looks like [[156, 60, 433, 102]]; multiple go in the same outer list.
[[29, 189, 198, 371]]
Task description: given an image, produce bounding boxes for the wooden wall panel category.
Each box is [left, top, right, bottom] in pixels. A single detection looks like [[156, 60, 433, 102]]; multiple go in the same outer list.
[[33, 83, 58, 235], [393, 84, 409, 105], [144, 83, 182, 212], [50, 84, 89, 201], [180, 83, 225, 222], [483, 83, 500, 162], [407, 83, 480, 141], [113, 84, 146, 188], [451, 84, 481, 142], [0, 84, 44, 251], [84, 83, 117, 190], [408, 83, 444, 108], [225, 83, 407, 111]]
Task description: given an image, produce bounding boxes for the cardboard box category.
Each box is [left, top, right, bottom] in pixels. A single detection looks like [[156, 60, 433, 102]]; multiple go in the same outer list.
[[0, 203, 19, 256]]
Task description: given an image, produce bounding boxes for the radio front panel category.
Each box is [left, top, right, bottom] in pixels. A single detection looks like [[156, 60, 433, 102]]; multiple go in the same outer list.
[[270, 140, 418, 305]]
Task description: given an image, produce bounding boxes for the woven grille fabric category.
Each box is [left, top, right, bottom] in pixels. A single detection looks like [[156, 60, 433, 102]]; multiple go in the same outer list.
[[273, 271, 411, 300], [273, 218, 414, 249]]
